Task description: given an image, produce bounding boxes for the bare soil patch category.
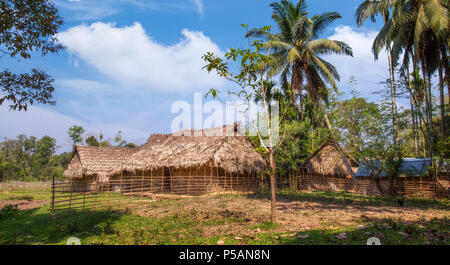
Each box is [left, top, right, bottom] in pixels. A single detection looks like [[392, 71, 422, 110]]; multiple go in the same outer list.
[[132, 194, 449, 234], [0, 200, 50, 210]]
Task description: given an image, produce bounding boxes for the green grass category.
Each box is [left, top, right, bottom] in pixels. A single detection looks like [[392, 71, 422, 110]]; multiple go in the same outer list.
[[258, 190, 450, 209], [0, 190, 448, 245], [0, 189, 51, 201], [0, 205, 447, 245]]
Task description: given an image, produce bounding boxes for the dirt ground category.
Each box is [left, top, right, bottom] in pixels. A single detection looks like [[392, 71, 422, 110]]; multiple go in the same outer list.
[[132, 194, 449, 235], [0, 200, 50, 210]]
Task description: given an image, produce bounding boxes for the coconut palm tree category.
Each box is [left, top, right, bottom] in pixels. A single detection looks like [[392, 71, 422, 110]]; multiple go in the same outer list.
[[246, 0, 352, 113], [356, 0, 401, 148], [247, 0, 355, 177], [356, 0, 448, 155]]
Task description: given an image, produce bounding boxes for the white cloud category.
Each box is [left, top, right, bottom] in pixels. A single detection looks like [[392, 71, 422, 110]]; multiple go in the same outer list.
[[55, 0, 206, 21], [54, 0, 120, 20], [324, 26, 389, 97], [56, 79, 117, 94], [58, 22, 225, 93], [192, 0, 204, 17]]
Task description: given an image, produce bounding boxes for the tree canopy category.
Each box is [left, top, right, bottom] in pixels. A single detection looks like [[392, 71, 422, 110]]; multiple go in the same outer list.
[[0, 0, 64, 111]]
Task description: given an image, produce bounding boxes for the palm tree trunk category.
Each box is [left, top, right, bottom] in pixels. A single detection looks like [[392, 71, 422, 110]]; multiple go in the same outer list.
[[438, 63, 445, 140], [440, 45, 449, 102], [268, 149, 276, 223], [382, 13, 399, 148], [420, 54, 433, 158], [427, 71, 434, 158], [291, 61, 303, 118], [387, 48, 399, 147], [406, 65, 420, 157]]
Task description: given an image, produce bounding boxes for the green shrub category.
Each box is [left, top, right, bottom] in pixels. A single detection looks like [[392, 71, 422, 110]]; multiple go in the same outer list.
[[0, 204, 19, 220]]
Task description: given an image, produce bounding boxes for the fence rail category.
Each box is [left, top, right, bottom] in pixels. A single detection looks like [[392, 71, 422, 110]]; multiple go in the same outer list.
[[3, 173, 447, 219], [278, 174, 450, 199], [51, 174, 260, 218]]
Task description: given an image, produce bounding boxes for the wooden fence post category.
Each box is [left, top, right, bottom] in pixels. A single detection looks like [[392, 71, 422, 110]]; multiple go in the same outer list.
[[141, 171, 144, 198], [68, 180, 74, 214], [83, 191, 86, 213], [51, 174, 55, 219]]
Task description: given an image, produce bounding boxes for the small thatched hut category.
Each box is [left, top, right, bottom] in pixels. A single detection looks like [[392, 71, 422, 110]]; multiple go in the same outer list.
[[107, 124, 265, 195], [300, 140, 359, 177], [63, 145, 138, 191]]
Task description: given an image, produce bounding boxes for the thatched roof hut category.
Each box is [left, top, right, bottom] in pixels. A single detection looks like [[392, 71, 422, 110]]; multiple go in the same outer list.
[[63, 145, 138, 180], [108, 124, 265, 177], [300, 140, 359, 177]]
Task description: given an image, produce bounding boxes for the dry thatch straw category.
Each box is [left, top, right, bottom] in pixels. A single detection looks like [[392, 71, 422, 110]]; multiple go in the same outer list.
[[300, 140, 359, 177], [108, 124, 265, 176], [63, 145, 138, 180]]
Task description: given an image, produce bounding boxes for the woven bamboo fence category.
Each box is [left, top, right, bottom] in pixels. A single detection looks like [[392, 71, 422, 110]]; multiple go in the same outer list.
[[51, 167, 260, 217], [281, 174, 450, 199]]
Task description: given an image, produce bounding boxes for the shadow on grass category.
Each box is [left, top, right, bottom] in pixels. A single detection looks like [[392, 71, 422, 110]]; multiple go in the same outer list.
[[274, 216, 450, 245], [247, 190, 449, 210], [0, 205, 122, 245]]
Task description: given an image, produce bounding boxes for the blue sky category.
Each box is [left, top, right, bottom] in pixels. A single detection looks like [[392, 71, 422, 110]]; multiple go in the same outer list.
[[1, 0, 408, 152]]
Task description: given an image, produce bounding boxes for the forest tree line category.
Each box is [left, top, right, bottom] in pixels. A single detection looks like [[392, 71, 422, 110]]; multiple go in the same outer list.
[[0, 127, 138, 181]]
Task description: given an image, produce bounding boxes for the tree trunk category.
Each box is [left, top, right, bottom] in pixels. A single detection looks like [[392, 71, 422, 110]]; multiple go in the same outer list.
[[291, 61, 303, 117], [427, 71, 434, 158], [438, 63, 446, 140], [406, 65, 420, 157], [268, 150, 277, 223], [420, 55, 433, 158], [387, 49, 399, 147], [440, 44, 449, 102]]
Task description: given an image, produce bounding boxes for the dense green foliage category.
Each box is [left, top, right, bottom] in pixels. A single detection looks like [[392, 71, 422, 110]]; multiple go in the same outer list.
[[0, 0, 64, 111], [240, 0, 449, 179], [0, 125, 139, 181], [0, 135, 71, 181]]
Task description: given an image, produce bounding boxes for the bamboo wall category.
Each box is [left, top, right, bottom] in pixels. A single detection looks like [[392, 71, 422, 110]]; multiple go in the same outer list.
[[292, 174, 450, 199], [106, 166, 260, 196]]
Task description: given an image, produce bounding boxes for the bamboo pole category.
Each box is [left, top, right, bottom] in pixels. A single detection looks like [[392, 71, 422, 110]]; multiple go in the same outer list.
[[161, 168, 164, 194], [68, 180, 74, 214], [150, 169, 153, 195], [51, 174, 55, 219], [188, 167, 191, 195], [82, 191, 86, 213], [141, 171, 144, 198], [169, 167, 173, 195]]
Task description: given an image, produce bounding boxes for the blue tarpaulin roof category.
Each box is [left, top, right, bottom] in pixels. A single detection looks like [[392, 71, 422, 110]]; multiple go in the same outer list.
[[355, 158, 431, 177]]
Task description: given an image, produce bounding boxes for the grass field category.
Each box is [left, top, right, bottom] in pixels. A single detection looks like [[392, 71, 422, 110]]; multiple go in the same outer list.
[[0, 189, 448, 245]]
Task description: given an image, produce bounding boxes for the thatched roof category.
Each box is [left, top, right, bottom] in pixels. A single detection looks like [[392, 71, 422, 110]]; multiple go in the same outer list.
[[108, 124, 265, 176], [63, 146, 138, 179], [300, 140, 358, 176]]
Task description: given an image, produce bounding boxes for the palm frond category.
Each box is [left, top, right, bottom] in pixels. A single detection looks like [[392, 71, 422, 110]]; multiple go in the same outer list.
[[308, 39, 353, 56], [355, 0, 396, 26], [423, 0, 448, 39], [312, 12, 342, 38]]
